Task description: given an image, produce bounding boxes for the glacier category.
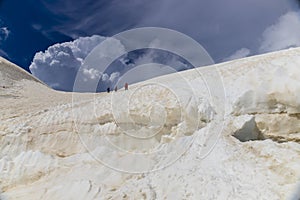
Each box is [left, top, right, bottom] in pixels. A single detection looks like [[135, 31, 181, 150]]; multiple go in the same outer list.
[[0, 47, 300, 199]]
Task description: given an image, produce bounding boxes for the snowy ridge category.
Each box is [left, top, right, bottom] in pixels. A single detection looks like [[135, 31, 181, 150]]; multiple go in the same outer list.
[[0, 48, 300, 199]]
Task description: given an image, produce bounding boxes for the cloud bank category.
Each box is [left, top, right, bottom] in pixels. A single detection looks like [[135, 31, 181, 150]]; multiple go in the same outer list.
[[30, 35, 105, 90], [30, 35, 129, 91], [259, 11, 300, 53], [224, 10, 300, 60]]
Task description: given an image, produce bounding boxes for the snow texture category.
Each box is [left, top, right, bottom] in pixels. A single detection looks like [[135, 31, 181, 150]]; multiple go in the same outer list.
[[1, 47, 300, 199]]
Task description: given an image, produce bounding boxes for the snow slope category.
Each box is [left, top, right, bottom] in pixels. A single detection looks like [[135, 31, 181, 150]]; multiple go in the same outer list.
[[0, 48, 300, 200]]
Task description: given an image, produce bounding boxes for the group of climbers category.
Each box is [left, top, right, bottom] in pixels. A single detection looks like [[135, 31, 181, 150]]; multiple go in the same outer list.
[[107, 82, 128, 93]]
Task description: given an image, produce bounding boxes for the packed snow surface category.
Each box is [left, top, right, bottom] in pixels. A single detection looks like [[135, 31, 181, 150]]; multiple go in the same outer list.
[[0, 48, 300, 199]]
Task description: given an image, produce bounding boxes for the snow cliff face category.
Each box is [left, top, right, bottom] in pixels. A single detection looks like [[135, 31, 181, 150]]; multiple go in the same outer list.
[[0, 48, 300, 200]]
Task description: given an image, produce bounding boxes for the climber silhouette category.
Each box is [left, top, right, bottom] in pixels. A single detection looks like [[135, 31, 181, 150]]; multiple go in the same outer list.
[[125, 83, 128, 90], [107, 87, 110, 93], [114, 86, 118, 92]]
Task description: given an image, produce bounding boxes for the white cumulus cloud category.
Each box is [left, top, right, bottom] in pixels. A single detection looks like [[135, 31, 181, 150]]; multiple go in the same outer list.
[[82, 68, 101, 80], [29, 35, 125, 91], [259, 11, 300, 53]]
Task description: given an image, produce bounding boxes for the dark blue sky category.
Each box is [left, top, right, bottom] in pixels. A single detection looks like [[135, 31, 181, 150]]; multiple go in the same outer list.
[[0, 0, 299, 72], [0, 0, 72, 70]]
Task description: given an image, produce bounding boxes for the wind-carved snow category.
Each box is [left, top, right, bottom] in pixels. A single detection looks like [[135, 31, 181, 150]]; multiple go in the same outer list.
[[0, 48, 300, 199]]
